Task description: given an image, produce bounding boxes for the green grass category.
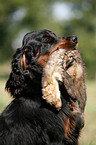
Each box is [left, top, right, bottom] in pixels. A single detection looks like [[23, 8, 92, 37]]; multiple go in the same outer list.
[[79, 80, 96, 145], [0, 79, 12, 112], [0, 62, 11, 77], [0, 78, 96, 145], [0, 63, 11, 111]]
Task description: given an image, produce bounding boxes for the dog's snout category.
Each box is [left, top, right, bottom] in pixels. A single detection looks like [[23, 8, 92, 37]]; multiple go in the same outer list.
[[71, 36, 78, 44], [63, 36, 78, 44]]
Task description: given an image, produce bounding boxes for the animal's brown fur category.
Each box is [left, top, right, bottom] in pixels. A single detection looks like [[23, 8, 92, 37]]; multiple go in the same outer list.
[[42, 48, 86, 114]]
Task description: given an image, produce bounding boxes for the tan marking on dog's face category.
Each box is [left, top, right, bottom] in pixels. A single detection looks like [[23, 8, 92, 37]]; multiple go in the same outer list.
[[37, 53, 50, 67], [54, 39, 78, 50]]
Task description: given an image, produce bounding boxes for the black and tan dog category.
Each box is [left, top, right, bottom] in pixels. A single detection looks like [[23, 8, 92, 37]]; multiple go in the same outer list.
[[0, 30, 86, 145]]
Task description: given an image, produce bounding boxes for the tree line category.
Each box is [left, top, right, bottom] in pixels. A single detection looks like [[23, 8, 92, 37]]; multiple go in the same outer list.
[[0, 0, 96, 79]]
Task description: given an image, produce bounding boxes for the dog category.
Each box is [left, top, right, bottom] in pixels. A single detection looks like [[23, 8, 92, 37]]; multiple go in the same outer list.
[[0, 30, 86, 145]]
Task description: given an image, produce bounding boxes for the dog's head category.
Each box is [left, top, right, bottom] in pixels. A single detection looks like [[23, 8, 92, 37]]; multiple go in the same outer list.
[[6, 29, 78, 98]]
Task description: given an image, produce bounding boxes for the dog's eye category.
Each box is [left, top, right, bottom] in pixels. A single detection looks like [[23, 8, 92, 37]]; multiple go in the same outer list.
[[46, 38, 49, 42], [43, 37, 50, 43], [44, 34, 52, 43], [45, 34, 50, 37]]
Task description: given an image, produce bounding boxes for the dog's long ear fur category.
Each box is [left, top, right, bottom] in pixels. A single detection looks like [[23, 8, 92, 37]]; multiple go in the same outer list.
[[5, 48, 27, 98]]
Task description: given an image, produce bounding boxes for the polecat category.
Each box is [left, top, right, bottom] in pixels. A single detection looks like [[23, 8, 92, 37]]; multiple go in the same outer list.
[[42, 48, 86, 112]]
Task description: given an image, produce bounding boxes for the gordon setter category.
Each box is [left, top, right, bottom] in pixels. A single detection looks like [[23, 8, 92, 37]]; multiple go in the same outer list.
[[0, 30, 86, 145]]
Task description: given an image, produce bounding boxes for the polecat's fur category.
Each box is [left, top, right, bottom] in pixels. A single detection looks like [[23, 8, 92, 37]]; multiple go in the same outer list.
[[42, 49, 86, 112]]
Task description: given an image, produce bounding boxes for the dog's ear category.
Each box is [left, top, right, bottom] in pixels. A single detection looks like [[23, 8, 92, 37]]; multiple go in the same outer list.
[[5, 48, 27, 97], [6, 71, 27, 97]]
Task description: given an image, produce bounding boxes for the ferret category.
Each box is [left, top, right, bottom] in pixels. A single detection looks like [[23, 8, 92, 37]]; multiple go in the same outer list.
[[42, 48, 86, 112]]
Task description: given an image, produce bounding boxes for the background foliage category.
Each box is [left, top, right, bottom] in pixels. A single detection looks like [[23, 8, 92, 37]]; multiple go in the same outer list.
[[0, 0, 96, 78]]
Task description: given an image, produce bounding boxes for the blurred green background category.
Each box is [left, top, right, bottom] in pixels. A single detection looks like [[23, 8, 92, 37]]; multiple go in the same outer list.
[[0, 0, 96, 144]]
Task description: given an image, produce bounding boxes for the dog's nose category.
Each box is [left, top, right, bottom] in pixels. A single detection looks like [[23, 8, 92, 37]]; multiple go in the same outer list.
[[71, 36, 78, 44]]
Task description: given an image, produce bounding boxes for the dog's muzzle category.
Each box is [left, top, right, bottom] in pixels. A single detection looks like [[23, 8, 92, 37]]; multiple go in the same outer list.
[[37, 36, 78, 67]]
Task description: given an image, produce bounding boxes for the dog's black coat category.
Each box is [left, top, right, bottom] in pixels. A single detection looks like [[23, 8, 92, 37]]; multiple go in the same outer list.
[[0, 30, 82, 145]]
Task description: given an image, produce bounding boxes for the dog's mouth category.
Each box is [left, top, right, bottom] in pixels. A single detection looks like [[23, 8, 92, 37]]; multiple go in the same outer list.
[[37, 37, 78, 67], [55, 37, 78, 51]]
